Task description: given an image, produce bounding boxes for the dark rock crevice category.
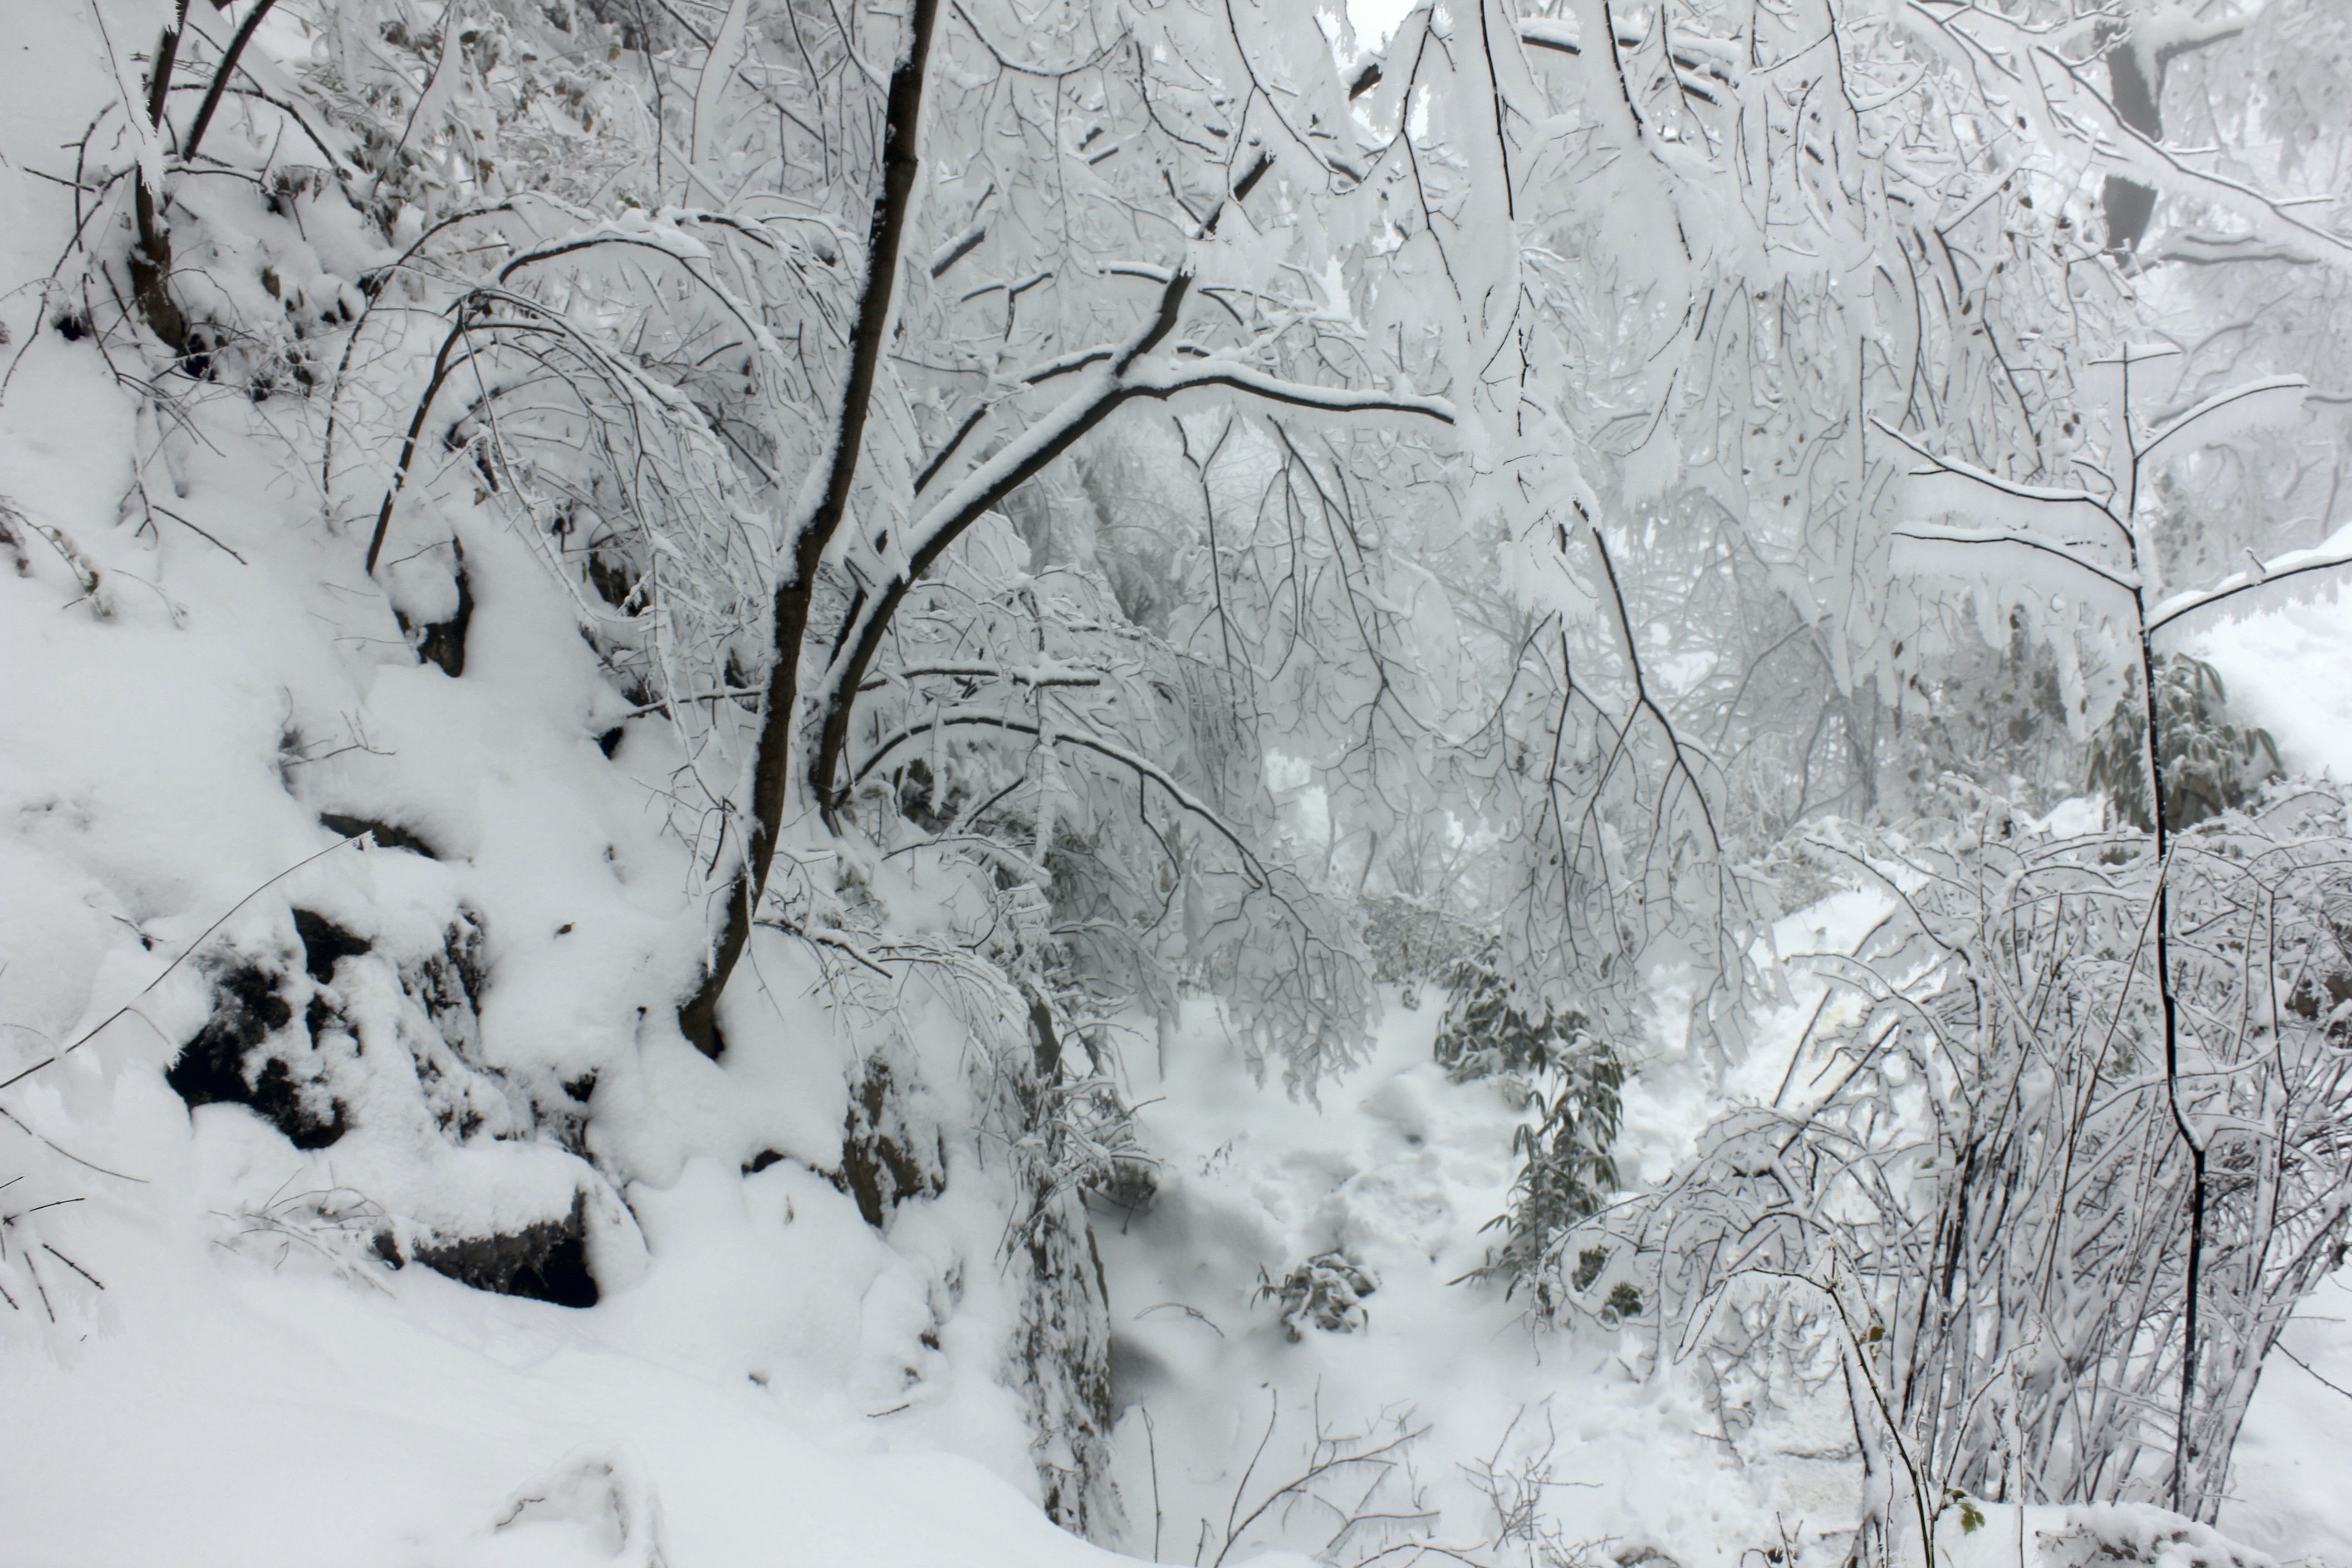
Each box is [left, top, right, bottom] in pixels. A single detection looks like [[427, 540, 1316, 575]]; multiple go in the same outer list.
[[318, 813, 443, 859], [291, 908, 370, 983], [376, 1190, 599, 1308], [392, 546, 473, 677]]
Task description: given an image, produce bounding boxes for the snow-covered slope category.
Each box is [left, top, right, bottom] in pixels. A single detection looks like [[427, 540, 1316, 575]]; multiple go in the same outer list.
[[4, 3, 2345, 1562], [0, 284, 1092, 1567], [0, 18, 1084, 1552]]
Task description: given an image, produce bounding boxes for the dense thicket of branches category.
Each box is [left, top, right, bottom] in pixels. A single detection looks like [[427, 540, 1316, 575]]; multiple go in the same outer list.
[[21, 0, 2352, 1551], [1573, 789, 2352, 1526]]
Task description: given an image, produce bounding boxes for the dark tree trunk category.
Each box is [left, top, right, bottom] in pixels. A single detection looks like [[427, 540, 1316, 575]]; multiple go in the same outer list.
[[677, 0, 943, 1057], [131, 7, 191, 352]]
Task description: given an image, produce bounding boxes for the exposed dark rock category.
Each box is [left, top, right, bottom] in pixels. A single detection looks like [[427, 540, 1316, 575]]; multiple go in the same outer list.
[[409, 910, 488, 1032], [318, 813, 442, 859], [167, 963, 292, 1107], [248, 1054, 349, 1149], [167, 959, 349, 1149], [291, 908, 371, 983], [392, 547, 473, 677], [833, 1056, 946, 1228], [385, 1191, 598, 1308], [400, 910, 529, 1146]]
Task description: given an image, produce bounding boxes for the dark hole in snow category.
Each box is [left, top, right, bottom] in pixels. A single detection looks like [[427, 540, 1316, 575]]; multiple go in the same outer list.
[[745, 1149, 785, 1174], [51, 310, 90, 342], [167, 962, 350, 1149], [384, 1191, 599, 1308], [596, 725, 624, 758], [291, 908, 371, 983], [166, 963, 290, 1107], [392, 559, 473, 677], [318, 813, 442, 859], [587, 550, 637, 608], [563, 1071, 598, 1103], [1107, 1335, 1174, 1415]]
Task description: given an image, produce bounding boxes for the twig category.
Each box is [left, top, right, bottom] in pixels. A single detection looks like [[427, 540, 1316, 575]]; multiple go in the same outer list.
[[0, 833, 367, 1094]]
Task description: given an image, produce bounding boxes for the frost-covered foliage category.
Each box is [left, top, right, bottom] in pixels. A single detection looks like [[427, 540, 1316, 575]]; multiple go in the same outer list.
[[1583, 790, 2352, 1535], [1427, 951, 1625, 1294], [1896, 612, 2088, 819], [1257, 1250, 1378, 1341], [1472, 1051, 1627, 1299], [1361, 895, 1487, 996], [2087, 654, 2281, 832]]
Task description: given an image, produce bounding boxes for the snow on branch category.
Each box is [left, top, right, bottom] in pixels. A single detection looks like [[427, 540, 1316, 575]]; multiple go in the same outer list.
[[1124, 356, 1455, 422], [809, 264, 1454, 805], [2035, 45, 2352, 264], [851, 712, 1267, 879], [1871, 416, 2128, 541], [1515, 15, 1735, 104], [2138, 374, 2308, 462], [1890, 523, 2141, 595], [2148, 522, 2352, 632], [858, 661, 1104, 691]]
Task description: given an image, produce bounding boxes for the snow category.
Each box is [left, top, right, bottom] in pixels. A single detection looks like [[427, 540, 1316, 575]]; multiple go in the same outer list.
[[2186, 585, 2352, 782], [3, 2, 2345, 1563], [2, 1213, 1121, 1568], [2224, 1274, 2352, 1567], [2185, 588, 2352, 1565], [0, 323, 1074, 1561], [1096, 994, 1837, 1568]]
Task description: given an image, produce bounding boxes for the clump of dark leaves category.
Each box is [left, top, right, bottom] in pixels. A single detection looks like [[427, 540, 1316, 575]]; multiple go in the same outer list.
[[1258, 1250, 1377, 1340], [2087, 652, 2280, 832], [1435, 949, 1625, 1294]]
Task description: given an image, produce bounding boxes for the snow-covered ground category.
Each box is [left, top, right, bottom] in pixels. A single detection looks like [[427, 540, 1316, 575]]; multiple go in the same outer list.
[[3, 5, 2348, 1556], [2194, 595, 2352, 784], [1096, 997, 1798, 1568]]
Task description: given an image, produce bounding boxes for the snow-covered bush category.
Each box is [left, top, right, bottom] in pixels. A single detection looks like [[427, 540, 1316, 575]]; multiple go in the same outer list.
[[1893, 610, 2089, 820], [1360, 896, 1485, 998], [1587, 788, 2352, 1531], [1257, 1250, 1378, 1341], [1431, 952, 1626, 1295], [2087, 654, 2281, 832]]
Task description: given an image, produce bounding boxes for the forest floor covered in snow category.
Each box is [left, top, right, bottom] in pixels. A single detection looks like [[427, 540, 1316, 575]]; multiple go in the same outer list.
[[0, 298, 2345, 1555], [4, 1, 2351, 1560], [9, 866, 2352, 1567], [0, 303, 2344, 1559]]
